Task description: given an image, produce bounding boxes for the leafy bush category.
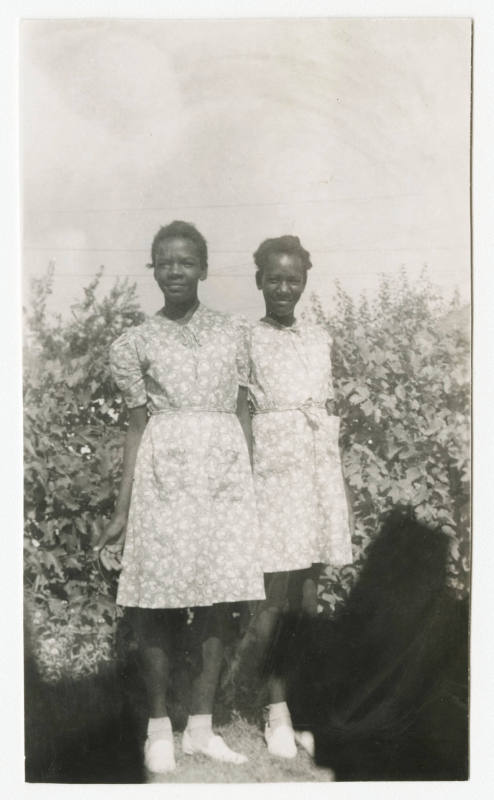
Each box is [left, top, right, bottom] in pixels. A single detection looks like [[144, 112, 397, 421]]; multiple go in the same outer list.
[[24, 267, 470, 681], [24, 267, 144, 680], [306, 271, 470, 613]]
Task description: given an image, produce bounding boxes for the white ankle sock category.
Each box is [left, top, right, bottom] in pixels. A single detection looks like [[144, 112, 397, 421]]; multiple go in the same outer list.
[[268, 701, 292, 731], [147, 716, 172, 742], [187, 713, 213, 747]]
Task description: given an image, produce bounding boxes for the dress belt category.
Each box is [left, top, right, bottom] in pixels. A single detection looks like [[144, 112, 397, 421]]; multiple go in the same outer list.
[[151, 407, 235, 415], [253, 400, 327, 430], [253, 400, 326, 415]]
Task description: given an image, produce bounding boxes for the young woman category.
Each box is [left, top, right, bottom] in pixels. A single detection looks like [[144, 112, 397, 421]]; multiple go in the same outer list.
[[247, 235, 354, 759], [94, 221, 265, 774]]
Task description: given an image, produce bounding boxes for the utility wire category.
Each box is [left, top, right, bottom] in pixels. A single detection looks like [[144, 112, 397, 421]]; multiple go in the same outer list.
[[42, 269, 463, 279], [24, 245, 469, 254], [24, 193, 428, 214]]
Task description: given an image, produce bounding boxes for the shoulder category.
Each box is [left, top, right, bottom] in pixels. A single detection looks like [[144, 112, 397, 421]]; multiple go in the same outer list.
[[251, 319, 275, 333], [110, 319, 153, 355], [249, 319, 270, 340], [230, 312, 252, 334], [200, 305, 233, 323], [299, 320, 332, 346], [200, 306, 250, 334]]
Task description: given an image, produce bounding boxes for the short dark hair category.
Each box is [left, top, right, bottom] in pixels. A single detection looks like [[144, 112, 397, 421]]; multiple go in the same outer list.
[[253, 235, 312, 277], [148, 220, 208, 269]]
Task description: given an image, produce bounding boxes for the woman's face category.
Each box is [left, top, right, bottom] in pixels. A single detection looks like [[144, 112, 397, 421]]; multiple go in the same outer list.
[[153, 237, 207, 305], [257, 252, 307, 321]]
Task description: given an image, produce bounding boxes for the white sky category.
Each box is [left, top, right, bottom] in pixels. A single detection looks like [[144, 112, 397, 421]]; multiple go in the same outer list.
[[22, 18, 471, 318]]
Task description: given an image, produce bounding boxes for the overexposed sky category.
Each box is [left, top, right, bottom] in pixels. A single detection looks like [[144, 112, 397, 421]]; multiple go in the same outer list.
[[21, 18, 471, 318]]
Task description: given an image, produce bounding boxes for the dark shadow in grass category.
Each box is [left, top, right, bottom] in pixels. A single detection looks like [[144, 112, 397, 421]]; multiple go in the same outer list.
[[24, 612, 191, 783], [267, 507, 469, 781], [24, 611, 261, 783], [24, 642, 145, 783], [25, 508, 468, 783]]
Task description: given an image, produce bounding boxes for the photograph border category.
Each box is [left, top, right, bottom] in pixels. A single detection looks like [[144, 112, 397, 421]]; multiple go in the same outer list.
[[3, 1, 492, 798]]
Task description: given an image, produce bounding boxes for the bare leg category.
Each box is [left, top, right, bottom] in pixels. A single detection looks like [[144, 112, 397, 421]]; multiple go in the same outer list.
[[184, 605, 247, 763], [287, 564, 322, 615], [141, 646, 170, 717], [248, 573, 295, 755], [269, 676, 286, 704], [261, 569, 321, 758], [256, 571, 290, 651], [189, 635, 224, 715], [130, 608, 177, 773], [131, 609, 177, 718], [301, 577, 319, 616], [259, 572, 294, 707]]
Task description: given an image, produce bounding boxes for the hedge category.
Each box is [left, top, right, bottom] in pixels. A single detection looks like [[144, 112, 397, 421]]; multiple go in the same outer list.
[[23, 267, 470, 680]]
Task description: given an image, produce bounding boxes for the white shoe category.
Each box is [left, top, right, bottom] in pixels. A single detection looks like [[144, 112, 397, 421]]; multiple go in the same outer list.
[[294, 730, 315, 757], [144, 737, 176, 773], [264, 723, 297, 759], [182, 728, 248, 764]]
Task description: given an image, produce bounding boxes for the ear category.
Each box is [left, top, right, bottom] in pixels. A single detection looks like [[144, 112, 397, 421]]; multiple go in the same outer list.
[[199, 264, 208, 282], [255, 270, 263, 290]]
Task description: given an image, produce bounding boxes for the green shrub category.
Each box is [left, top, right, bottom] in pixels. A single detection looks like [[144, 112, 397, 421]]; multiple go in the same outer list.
[[24, 267, 470, 681], [306, 272, 470, 612], [24, 267, 144, 679]]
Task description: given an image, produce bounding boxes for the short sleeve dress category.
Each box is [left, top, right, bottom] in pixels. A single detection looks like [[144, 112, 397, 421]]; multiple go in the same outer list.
[[109, 304, 265, 609], [248, 318, 353, 572]]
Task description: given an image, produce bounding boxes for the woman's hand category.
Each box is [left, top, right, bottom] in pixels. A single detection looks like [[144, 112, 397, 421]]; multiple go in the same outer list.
[[93, 512, 127, 554], [325, 398, 337, 416]]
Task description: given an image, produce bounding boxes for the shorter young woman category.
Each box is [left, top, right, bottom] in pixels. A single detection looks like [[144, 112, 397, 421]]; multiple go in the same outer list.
[[94, 221, 265, 774], [247, 235, 354, 758]]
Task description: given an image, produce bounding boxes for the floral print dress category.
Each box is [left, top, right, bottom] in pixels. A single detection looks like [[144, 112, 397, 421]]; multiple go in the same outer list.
[[248, 318, 353, 572], [109, 304, 265, 609]]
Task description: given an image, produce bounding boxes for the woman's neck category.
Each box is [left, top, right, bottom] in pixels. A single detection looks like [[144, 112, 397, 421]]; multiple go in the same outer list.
[[161, 297, 200, 322], [263, 310, 296, 328]]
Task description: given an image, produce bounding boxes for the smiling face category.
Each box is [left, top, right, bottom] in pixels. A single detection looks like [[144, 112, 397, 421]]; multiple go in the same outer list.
[[257, 251, 307, 323], [153, 236, 207, 307]]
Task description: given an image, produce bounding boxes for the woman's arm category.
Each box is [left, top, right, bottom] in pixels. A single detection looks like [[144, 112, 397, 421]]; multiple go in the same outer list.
[[93, 405, 148, 551], [341, 466, 356, 537], [236, 386, 253, 467]]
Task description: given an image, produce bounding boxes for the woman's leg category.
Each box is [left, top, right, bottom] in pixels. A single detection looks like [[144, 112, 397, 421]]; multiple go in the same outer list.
[[287, 564, 322, 617], [129, 608, 179, 772], [189, 604, 231, 715], [256, 571, 290, 647], [131, 608, 179, 717], [261, 568, 322, 757], [248, 572, 296, 757], [283, 566, 322, 759], [141, 646, 171, 718], [183, 604, 247, 763]]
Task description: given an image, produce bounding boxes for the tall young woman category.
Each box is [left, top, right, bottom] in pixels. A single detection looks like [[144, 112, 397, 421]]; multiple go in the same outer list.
[[247, 235, 354, 759], [94, 221, 265, 774]]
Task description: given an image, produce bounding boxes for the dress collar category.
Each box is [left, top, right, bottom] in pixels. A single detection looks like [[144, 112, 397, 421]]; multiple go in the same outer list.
[[260, 315, 301, 333], [155, 301, 203, 327]]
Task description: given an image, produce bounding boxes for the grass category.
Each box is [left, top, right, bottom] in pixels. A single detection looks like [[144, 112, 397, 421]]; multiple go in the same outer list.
[[145, 716, 335, 783]]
